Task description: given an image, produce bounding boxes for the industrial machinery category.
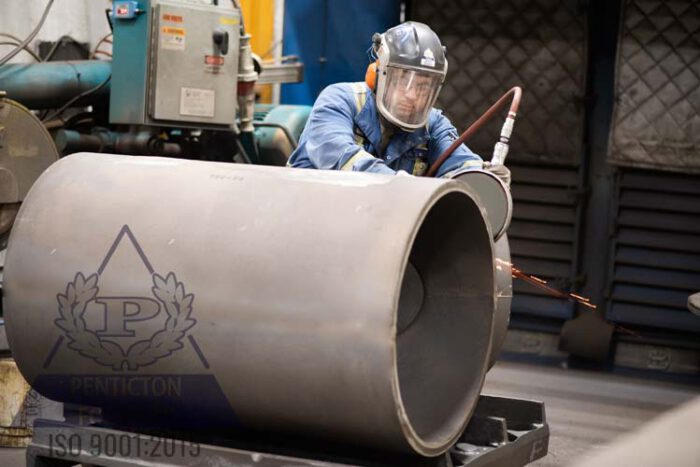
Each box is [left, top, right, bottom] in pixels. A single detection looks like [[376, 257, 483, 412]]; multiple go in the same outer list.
[[0, 0, 306, 313], [0, 1, 548, 466], [0, 0, 306, 167]]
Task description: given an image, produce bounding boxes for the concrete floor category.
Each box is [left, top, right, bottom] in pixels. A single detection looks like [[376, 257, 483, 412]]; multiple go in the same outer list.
[[0, 360, 697, 466], [482, 361, 699, 466]]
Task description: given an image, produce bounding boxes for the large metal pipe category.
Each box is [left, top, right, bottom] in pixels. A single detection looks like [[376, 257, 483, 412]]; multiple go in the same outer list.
[[492, 235, 512, 366], [4, 154, 496, 456], [0, 60, 111, 109]]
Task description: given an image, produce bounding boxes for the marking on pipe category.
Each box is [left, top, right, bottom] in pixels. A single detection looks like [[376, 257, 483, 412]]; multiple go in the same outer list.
[[42, 336, 64, 369], [46, 225, 203, 372], [36, 224, 241, 428], [188, 335, 210, 369], [97, 224, 154, 275]]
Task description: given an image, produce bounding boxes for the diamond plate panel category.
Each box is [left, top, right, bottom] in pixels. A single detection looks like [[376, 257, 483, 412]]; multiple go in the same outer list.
[[409, 0, 587, 163], [608, 0, 700, 173]]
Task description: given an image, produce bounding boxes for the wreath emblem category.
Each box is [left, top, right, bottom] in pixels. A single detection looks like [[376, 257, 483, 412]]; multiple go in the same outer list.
[[55, 271, 196, 371]]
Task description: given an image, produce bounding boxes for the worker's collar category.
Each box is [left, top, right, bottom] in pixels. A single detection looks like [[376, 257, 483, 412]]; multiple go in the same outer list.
[[355, 89, 429, 155]]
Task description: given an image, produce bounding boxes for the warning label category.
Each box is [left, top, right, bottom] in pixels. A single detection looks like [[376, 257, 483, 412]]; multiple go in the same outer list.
[[161, 26, 186, 51], [219, 17, 239, 26], [180, 87, 215, 118], [204, 55, 224, 74], [205, 55, 225, 66], [163, 13, 183, 23]]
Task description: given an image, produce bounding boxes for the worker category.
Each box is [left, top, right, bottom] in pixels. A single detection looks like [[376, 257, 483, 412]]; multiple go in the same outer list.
[[288, 21, 511, 185]]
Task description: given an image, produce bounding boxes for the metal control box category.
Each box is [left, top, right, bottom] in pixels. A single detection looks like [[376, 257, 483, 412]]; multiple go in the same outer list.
[[110, 0, 240, 129]]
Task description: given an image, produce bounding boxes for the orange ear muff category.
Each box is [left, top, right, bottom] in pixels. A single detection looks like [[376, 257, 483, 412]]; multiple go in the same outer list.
[[365, 60, 379, 91]]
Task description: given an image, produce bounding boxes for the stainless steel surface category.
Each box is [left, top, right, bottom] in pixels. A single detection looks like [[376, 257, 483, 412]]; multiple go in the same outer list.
[[452, 169, 513, 242], [397, 262, 424, 334], [256, 61, 304, 85], [490, 236, 512, 368], [448, 168, 512, 368], [4, 153, 496, 456], [150, 2, 240, 127]]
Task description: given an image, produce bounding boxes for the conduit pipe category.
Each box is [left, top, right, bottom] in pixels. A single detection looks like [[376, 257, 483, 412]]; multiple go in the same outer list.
[[0, 60, 111, 109]]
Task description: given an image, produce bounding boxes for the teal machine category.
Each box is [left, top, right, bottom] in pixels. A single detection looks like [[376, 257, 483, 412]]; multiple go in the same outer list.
[[0, 0, 309, 167], [0, 0, 308, 315]]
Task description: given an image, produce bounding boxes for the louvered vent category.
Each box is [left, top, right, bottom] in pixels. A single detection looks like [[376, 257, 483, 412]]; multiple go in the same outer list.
[[607, 169, 700, 333], [508, 161, 581, 320]]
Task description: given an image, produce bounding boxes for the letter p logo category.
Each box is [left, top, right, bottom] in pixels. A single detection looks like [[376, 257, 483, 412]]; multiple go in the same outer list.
[[96, 297, 161, 337]]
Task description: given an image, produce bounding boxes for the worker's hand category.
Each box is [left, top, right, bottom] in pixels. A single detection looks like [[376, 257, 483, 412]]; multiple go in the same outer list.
[[483, 161, 511, 188]]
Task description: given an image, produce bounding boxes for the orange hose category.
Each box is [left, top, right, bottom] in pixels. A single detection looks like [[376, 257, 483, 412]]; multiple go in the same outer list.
[[426, 86, 522, 177]]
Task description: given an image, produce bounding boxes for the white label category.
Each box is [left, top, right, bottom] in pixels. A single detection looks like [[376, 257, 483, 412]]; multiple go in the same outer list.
[[180, 87, 215, 118], [161, 27, 186, 51]]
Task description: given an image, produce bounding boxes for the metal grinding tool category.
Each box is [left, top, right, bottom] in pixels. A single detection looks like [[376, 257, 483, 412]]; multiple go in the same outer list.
[[4, 153, 498, 457], [449, 168, 513, 242]]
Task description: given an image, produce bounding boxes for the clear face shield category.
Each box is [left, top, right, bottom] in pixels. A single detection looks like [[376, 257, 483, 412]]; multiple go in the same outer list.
[[380, 67, 442, 130]]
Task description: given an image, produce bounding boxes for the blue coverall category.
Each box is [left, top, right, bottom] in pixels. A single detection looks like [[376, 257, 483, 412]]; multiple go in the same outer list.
[[288, 82, 482, 177]]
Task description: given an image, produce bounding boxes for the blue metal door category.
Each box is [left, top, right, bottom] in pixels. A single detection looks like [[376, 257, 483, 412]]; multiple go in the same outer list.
[[281, 0, 401, 105]]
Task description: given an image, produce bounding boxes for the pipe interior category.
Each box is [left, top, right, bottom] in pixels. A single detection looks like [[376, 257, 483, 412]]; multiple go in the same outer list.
[[396, 191, 494, 448]]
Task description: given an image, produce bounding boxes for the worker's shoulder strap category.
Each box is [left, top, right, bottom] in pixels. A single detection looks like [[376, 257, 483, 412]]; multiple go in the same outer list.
[[349, 82, 368, 114]]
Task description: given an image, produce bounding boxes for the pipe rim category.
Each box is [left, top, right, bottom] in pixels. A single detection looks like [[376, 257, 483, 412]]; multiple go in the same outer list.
[[390, 181, 496, 456]]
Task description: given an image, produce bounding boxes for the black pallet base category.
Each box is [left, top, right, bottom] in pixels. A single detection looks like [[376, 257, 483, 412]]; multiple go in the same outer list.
[[27, 395, 548, 467]]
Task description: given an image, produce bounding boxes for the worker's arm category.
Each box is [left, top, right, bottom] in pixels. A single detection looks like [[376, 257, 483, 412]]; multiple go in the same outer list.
[[427, 110, 483, 178], [290, 84, 395, 174]]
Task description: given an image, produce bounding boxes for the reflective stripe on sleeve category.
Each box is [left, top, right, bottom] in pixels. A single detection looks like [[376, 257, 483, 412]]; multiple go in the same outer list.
[[341, 149, 375, 171], [349, 83, 367, 114], [349, 83, 368, 146]]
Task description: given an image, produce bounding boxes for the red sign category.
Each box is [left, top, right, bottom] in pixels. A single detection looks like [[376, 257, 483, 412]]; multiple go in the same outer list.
[[205, 55, 225, 66]]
